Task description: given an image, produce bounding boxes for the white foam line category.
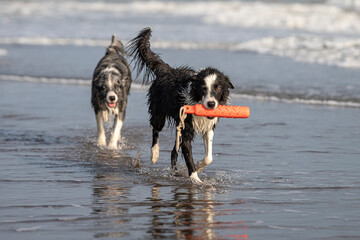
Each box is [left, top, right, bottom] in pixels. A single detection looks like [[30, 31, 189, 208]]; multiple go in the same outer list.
[[0, 37, 110, 47], [16, 226, 43, 232], [0, 74, 146, 90], [58, 217, 78, 221], [0, 49, 7, 56], [1, 75, 358, 108], [0, 74, 91, 85], [0, 37, 230, 50], [268, 225, 305, 231], [232, 93, 360, 108]]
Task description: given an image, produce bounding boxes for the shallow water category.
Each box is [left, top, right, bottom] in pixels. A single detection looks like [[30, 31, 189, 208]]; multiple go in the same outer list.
[[1, 0, 360, 238], [1, 43, 359, 107], [1, 81, 359, 239]]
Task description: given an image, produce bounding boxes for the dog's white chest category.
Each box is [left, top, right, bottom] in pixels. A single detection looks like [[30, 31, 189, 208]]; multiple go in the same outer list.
[[192, 115, 218, 135]]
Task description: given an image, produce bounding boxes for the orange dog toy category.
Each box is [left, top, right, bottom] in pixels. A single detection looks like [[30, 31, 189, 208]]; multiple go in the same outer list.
[[183, 104, 250, 118], [175, 104, 250, 152]]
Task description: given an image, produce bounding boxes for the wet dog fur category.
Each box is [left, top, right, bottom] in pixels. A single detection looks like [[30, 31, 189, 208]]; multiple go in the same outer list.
[[91, 35, 132, 149], [128, 28, 234, 183]]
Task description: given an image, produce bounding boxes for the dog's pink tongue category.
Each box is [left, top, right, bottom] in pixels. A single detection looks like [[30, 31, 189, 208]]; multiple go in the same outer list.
[[108, 102, 116, 108]]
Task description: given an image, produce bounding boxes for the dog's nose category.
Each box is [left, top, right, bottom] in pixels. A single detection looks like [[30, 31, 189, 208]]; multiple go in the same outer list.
[[109, 96, 116, 102], [207, 101, 216, 109]]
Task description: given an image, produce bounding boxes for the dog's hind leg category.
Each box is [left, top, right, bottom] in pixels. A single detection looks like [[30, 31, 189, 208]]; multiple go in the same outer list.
[[96, 111, 106, 147], [108, 115, 123, 150], [150, 116, 165, 164], [171, 142, 179, 171], [196, 129, 214, 173]]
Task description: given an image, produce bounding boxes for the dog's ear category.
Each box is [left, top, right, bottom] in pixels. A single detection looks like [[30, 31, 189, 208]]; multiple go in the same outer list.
[[225, 76, 234, 89], [189, 74, 198, 84]]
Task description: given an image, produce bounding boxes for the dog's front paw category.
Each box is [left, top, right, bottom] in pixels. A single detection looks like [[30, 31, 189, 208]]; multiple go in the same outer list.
[[97, 138, 107, 147], [108, 142, 118, 150], [189, 172, 203, 184], [196, 157, 213, 173], [151, 144, 159, 164]]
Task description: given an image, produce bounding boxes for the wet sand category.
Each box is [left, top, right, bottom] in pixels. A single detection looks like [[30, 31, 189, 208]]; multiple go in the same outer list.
[[0, 80, 359, 239]]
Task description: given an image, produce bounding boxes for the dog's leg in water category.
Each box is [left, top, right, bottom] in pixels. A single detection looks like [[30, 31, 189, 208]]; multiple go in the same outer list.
[[151, 129, 160, 164], [182, 139, 202, 184], [96, 111, 106, 146], [150, 117, 165, 164], [196, 130, 214, 173], [108, 115, 123, 150], [171, 142, 179, 172]]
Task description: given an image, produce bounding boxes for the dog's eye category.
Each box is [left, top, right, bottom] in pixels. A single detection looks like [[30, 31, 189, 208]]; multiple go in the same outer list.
[[215, 86, 222, 91], [202, 86, 207, 92]]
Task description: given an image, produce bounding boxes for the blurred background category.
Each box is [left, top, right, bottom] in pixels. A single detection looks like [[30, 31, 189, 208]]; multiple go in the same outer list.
[[0, 0, 360, 107]]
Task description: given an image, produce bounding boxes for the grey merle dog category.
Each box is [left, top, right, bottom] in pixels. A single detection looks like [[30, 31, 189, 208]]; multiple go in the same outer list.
[[128, 28, 234, 183], [91, 35, 132, 149]]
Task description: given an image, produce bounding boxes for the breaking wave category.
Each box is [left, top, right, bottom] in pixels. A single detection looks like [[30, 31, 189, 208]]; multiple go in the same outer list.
[[1, 35, 360, 69], [233, 35, 360, 69], [0, 49, 7, 56], [327, 0, 360, 11], [2, 1, 360, 69], [1, 0, 360, 34], [0, 0, 360, 34]]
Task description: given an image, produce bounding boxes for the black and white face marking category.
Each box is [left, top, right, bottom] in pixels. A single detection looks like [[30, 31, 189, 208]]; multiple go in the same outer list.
[[201, 74, 219, 109], [95, 67, 123, 109], [191, 68, 234, 111]]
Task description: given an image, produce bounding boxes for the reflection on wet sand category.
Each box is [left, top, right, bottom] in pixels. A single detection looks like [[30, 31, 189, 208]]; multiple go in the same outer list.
[[147, 185, 217, 239], [88, 147, 135, 238], [148, 185, 249, 240], [172, 186, 216, 240], [87, 148, 249, 239], [92, 172, 130, 238]]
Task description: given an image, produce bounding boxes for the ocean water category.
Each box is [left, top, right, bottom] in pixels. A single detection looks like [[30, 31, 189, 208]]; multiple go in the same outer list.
[[1, 0, 360, 106], [0, 0, 360, 239]]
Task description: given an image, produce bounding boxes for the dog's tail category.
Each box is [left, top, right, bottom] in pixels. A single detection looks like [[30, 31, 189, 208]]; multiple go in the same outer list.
[[128, 27, 172, 84], [107, 34, 126, 55]]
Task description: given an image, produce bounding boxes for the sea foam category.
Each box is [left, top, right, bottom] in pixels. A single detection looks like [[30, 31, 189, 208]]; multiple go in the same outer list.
[[2, 1, 360, 34], [0, 49, 7, 56], [2, 1, 360, 69], [233, 35, 360, 69], [2, 35, 360, 69]]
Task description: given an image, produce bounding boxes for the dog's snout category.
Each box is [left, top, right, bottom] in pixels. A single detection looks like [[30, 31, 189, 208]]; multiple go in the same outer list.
[[207, 101, 216, 109], [109, 96, 116, 102]]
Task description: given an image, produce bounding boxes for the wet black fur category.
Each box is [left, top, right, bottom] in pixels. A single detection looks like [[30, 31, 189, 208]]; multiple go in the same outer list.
[[91, 35, 132, 119], [128, 27, 234, 177]]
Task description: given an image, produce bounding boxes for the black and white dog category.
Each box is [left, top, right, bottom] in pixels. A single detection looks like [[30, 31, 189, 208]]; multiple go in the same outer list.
[[91, 35, 132, 149], [128, 28, 234, 183]]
